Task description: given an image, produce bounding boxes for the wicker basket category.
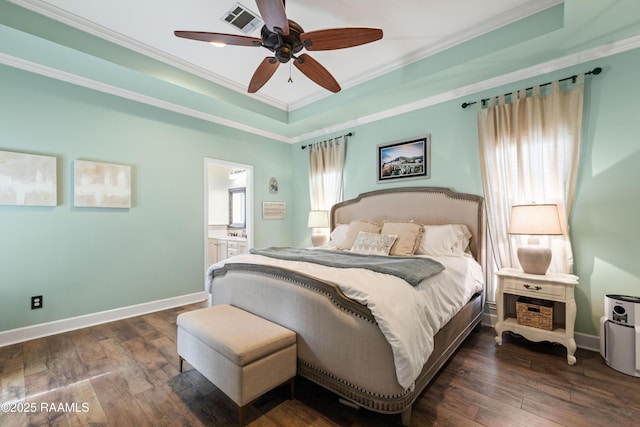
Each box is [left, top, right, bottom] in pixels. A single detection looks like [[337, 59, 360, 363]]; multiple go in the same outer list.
[[516, 297, 553, 330]]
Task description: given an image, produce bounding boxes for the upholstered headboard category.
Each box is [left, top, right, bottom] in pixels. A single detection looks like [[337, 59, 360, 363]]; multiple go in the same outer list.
[[330, 187, 485, 264]]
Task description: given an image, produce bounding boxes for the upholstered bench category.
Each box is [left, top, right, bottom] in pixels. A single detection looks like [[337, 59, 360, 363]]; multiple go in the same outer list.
[[177, 304, 296, 426]]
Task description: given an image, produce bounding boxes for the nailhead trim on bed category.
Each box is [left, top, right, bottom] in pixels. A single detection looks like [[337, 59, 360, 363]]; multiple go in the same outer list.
[[297, 359, 415, 414], [214, 263, 378, 324]]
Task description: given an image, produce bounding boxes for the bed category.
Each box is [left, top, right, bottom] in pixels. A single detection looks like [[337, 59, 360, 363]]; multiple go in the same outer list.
[[205, 187, 485, 425]]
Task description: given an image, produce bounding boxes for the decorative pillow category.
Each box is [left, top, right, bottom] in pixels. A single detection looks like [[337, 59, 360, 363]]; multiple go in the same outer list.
[[340, 220, 382, 250], [350, 232, 398, 255], [416, 224, 472, 256], [329, 223, 350, 248], [380, 221, 424, 256]]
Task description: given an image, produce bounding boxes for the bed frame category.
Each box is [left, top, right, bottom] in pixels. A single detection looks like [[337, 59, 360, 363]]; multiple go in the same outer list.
[[209, 187, 485, 425]]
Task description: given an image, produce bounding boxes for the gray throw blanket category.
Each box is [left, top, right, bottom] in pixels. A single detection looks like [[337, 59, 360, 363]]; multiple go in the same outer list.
[[249, 247, 444, 286]]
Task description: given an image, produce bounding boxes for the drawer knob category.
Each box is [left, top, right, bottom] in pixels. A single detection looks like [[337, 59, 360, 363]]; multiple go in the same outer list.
[[523, 284, 542, 291]]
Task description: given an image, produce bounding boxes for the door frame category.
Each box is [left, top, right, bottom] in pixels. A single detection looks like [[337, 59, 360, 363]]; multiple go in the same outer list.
[[203, 157, 254, 273]]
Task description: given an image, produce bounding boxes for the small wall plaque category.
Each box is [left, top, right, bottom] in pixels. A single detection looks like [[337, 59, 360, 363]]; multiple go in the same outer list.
[[262, 201, 285, 219], [269, 177, 278, 193]]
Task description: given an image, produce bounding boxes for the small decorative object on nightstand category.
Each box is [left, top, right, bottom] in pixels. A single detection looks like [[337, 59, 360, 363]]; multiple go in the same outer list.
[[495, 268, 579, 365], [308, 210, 329, 246]]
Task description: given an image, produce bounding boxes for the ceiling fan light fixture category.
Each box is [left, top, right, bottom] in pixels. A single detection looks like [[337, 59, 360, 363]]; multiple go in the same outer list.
[[177, 0, 383, 94], [210, 42, 226, 48]]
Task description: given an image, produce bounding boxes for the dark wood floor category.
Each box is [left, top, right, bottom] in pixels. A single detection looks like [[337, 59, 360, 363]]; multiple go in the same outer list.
[[2, 301, 639, 427]]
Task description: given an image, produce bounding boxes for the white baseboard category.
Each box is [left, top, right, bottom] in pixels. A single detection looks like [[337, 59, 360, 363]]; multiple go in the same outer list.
[[481, 312, 600, 352], [0, 291, 207, 347], [481, 312, 497, 328], [574, 332, 600, 353], [3, 297, 602, 354]]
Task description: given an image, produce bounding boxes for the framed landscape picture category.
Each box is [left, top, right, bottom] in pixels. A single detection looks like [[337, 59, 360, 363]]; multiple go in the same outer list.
[[377, 135, 430, 182]]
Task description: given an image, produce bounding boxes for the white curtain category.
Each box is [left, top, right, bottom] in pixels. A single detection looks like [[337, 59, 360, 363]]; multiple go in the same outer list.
[[308, 137, 347, 211], [478, 76, 584, 302]]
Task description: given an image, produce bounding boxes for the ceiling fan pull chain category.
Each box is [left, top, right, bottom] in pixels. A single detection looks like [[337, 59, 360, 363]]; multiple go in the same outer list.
[[288, 62, 293, 83]]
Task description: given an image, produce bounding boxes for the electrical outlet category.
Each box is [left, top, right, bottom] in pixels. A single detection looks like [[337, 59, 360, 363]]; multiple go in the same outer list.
[[31, 295, 43, 310]]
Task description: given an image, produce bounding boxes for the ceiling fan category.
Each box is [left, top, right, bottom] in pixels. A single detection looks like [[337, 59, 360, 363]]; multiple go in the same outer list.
[[174, 0, 383, 94]]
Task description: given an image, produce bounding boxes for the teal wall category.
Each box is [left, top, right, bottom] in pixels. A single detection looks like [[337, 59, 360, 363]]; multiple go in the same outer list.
[[289, 104, 483, 245], [291, 48, 640, 336], [0, 64, 292, 331], [2, 43, 639, 338]]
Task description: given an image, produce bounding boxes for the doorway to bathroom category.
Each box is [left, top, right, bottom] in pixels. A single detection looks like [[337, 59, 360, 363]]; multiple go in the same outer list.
[[203, 158, 253, 273]]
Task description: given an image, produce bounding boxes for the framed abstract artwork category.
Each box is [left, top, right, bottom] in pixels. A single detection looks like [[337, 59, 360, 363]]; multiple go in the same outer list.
[[73, 160, 131, 208], [0, 150, 57, 206], [377, 135, 430, 182]]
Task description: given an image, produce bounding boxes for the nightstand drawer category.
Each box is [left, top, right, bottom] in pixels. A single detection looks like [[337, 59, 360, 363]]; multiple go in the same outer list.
[[503, 278, 565, 299]]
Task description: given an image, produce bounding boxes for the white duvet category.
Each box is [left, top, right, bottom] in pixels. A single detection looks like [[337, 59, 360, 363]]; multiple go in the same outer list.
[[206, 253, 484, 390]]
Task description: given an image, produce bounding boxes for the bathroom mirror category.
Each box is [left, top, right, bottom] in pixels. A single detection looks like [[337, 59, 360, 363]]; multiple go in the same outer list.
[[228, 187, 246, 229]]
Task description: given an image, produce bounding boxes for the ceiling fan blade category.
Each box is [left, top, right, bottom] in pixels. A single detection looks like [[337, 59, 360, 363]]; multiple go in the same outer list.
[[294, 53, 341, 93], [301, 28, 383, 51], [248, 57, 280, 93], [255, 0, 289, 35], [174, 31, 261, 47]]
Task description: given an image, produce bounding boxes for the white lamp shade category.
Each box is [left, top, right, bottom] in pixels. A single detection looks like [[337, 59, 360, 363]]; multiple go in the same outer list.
[[308, 210, 329, 228], [508, 204, 562, 235]]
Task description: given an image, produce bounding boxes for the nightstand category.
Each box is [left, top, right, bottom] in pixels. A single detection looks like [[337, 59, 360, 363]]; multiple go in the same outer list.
[[495, 268, 579, 365]]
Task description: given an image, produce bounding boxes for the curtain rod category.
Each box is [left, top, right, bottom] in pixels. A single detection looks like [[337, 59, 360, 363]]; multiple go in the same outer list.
[[461, 66, 602, 109], [301, 132, 353, 149]]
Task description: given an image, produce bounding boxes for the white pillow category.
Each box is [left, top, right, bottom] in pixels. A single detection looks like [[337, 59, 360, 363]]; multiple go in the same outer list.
[[416, 224, 472, 256], [350, 232, 398, 255], [451, 224, 472, 252], [329, 223, 350, 248]]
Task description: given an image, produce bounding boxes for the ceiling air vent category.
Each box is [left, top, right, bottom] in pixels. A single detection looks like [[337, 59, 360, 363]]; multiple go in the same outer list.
[[221, 3, 264, 35]]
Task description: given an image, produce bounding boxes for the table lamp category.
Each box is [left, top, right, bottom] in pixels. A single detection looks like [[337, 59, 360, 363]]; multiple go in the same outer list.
[[508, 204, 562, 275], [308, 210, 329, 247]]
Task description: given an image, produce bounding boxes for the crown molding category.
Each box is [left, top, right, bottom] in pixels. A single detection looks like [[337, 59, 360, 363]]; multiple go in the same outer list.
[[9, 0, 560, 113], [0, 52, 291, 143], [7, 0, 289, 111], [286, 0, 564, 112], [3, 32, 639, 145], [290, 34, 640, 143]]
